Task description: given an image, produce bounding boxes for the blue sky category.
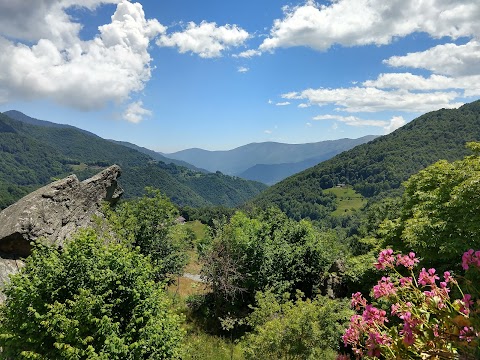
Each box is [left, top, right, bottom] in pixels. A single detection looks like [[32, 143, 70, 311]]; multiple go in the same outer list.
[[0, 1, 479, 152]]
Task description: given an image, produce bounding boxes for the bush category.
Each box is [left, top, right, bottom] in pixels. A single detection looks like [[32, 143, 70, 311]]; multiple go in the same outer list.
[[242, 291, 352, 360], [0, 229, 184, 359]]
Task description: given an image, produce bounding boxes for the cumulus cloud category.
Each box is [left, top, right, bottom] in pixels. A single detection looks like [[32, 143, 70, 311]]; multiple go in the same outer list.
[[384, 115, 406, 133], [284, 87, 463, 113], [157, 21, 249, 58], [313, 114, 387, 127], [123, 100, 152, 123], [0, 1, 164, 122], [314, 113, 406, 132], [384, 40, 480, 77], [237, 66, 249, 73], [260, 0, 480, 52], [364, 73, 480, 97], [276, 101, 291, 106], [233, 49, 262, 58]]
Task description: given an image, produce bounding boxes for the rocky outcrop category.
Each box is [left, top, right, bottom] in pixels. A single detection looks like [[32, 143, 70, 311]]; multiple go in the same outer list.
[[0, 165, 123, 300]]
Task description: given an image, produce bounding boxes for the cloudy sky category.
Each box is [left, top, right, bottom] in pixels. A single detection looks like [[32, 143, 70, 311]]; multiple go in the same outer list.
[[0, 0, 479, 152]]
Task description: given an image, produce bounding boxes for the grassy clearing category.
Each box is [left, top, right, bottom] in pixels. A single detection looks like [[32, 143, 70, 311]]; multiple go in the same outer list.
[[324, 186, 367, 216]]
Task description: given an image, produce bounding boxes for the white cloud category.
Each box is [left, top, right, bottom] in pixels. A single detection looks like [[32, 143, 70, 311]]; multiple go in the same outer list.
[[233, 49, 262, 58], [0, 0, 121, 48], [276, 101, 291, 106], [384, 115, 406, 133], [363, 72, 480, 97], [157, 21, 249, 58], [298, 103, 310, 108], [237, 66, 249, 73], [305, 122, 312, 127], [313, 114, 387, 127], [284, 87, 463, 113], [264, 129, 272, 134], [314, 113, 406, 131], [123, 100, 152, 123], [0, 1, 164, 117], [268, 99, 273, 104], [384, 40, 480, 77], [260, 0, 480, 52]]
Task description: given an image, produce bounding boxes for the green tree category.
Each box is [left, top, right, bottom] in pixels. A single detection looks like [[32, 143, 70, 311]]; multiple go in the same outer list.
[[0, 229, 184, 359], [242, 291, 352, 360], [381, 142, 480, 269], [105, 188, 188, 281], [200, 208, 342, 317]]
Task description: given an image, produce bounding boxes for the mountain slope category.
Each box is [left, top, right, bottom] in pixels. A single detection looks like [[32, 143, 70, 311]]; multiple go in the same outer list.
[[109, 139, 208, 173], [251, 100, 480, 220], [0, 114, 72, 208], [0, 111, 267, 209], [238, 153, 339, 185], [165, 136, 378, 175]]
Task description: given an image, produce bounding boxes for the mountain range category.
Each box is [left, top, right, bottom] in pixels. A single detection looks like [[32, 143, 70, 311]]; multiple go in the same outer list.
[[251, 100, 480, 220], [0, 111, 267, 209], [164, 136, 377, 184]]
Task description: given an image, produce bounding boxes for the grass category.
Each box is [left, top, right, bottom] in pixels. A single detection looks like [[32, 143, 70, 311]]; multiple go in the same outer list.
[[324, 186, 367, 216]]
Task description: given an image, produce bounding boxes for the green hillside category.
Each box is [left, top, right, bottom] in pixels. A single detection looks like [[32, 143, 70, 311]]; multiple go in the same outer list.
[[0, 114, 72, 208], [0, 112, 267, 209], [252, 100, 480, 220]]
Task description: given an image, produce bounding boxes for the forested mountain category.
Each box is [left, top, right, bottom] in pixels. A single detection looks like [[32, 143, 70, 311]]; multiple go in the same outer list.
[[252, 100, 480, 220], [0, 112, 266, 209], [108, 139, 208, 173], [165, 136, 377, 176], [238, 155, 336, 185]]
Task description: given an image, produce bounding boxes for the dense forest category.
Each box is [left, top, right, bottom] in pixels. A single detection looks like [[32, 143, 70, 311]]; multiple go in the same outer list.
[[0, 112, 266, 209]]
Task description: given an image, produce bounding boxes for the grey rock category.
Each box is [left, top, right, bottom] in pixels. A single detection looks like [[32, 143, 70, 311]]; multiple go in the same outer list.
[[0, 165, 123, 299]]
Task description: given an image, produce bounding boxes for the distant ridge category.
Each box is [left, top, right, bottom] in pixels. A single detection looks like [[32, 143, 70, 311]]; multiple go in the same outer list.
[[108, 139, 208, 173], [165, 135, 378, 177]]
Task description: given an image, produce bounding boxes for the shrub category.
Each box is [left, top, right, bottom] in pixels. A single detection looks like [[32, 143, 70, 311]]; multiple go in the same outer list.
[[0, 229, 184, 359]]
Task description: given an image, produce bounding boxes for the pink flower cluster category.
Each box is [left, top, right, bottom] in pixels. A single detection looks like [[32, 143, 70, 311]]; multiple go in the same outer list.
[[462, 249, 480, 270], [342, 305, 391, 358], [374, 248, 420, 270], [340, 248, 480, 359], [373, 276, 396, 299]]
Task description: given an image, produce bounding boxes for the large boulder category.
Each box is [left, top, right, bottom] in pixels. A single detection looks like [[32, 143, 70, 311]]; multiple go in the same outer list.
[[0, 165, 123, 300]]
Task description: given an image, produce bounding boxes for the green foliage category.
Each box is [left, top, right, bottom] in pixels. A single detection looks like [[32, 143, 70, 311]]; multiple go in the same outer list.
[[252, 100, 480, 220], [242, 291, 352, 360], [382, 143, 480, 269], [0, 229, 184, 359], [201, 208, 343, 315], [105, 188, 188, 281]]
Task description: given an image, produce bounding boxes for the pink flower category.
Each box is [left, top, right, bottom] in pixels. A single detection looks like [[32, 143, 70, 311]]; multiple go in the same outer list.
[[342, 315, 363, 346], [443, 271, 453, 283], [399, 277, 413, 287], [399, 311, 420, 346], [351, 292, 367, 309], [396, 252, 419, 269], [462, 249, 480, 270], [366, 331, 391, 357], [373, 277, 397, 299], [459, 326, 478, 343], [362, 305, 388, 326], [460, 294, 473, 315], [375, 248, 395, 270], [336, 355, 350, 360], [418, 268, 439, 286], [391, 303, 400, 316]]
